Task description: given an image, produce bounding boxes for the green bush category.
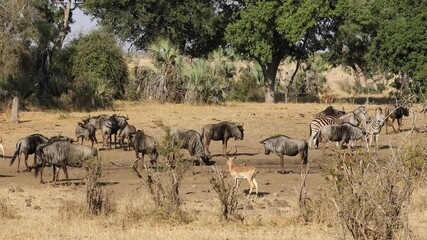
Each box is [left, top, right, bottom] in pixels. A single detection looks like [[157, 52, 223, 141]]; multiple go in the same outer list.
[[59, 78, 114, 111], [230, 65, 264, 102], [71, 29, 128, 99]]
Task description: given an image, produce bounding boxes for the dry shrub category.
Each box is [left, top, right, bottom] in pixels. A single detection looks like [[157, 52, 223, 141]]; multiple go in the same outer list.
[[320, 144, 426, 240], [84, 157, 115, 216], [132, 124, 191, 223], [0, 196, 19, 219], [210, 166, 241, 221], [297, 166, 335, 225]]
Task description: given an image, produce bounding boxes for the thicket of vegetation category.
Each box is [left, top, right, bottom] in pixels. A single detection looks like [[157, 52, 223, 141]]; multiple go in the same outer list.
[[0, 0, 425, 109]]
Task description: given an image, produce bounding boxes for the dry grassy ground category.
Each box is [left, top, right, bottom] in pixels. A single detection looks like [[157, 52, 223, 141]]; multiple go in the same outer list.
[[0, 102, 426, 240]]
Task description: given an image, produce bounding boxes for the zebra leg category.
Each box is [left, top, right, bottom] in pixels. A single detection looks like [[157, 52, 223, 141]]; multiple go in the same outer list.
[[375, 134, 379, 150]]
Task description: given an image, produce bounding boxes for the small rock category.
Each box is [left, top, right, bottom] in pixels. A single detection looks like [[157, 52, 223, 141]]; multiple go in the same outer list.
[[192, 185, 197, 189], [16, 187, 24, 192], [8, 187, 15, 193], [33, 206, 41, 210], [26, 202, 32, 207], [272, 192, 279, 197], [237, 204, 244, 210], [245, 204, 254, 210]]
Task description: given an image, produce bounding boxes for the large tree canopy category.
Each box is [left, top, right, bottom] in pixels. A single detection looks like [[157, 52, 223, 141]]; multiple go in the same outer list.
[[225, 0, 334, 102], [368, 0, 426, 81], [81, 0, 233, 56]]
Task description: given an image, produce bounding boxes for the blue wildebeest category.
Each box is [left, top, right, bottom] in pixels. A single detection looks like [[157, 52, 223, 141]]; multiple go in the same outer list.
[[171, 128, 210, 165], [34, 140, 98, 184], [201, 121, 244, 156], [75, 122, 97, 147], [366, 107, 386, 150], [102, 114, 129, 148], [384, 104, 410, 134], [314, 106, 346, 118], [314, 122, 368, 151], [10, 133, 49, 172], [260, 135, 308, 174], [82, 114, 110, 130], [129, 130, 159, 168], [308, 106, 369, 148], [119, 124, 137, 151]]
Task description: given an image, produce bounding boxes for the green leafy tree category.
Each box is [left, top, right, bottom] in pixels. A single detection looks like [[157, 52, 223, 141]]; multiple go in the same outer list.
[[0, 0, 40, 101], [368, 0, 427, 99], [81, 0, 230, 56], [71, 29, 128, 99], [225, 0, 334, 102], [324, 0, 377, 87]]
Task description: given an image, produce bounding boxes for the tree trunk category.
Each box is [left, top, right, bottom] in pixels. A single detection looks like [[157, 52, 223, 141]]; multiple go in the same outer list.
[[11, 97, 19, 124], [56, 0, 73, 49], [261, 61, 281, 103], [353, 63, 367, 88]]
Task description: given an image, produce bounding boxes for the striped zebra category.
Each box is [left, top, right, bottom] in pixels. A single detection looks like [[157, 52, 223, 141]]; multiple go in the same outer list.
[[366, 107, 385, 150], [308, 106, 369, 148]]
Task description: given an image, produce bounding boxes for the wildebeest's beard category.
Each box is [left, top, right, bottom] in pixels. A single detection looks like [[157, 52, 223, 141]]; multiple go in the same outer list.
[[264, 145, 271, 155], [235, 125, 244, 140], [403, 107, 410, 116]]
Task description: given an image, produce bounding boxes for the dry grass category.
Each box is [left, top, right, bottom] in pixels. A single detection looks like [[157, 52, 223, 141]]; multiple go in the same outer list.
[[1, 102, 427, 239]]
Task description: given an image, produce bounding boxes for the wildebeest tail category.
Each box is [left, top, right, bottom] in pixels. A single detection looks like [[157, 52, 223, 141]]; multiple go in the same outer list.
[[9, 142, 21, 166], [302, 148, 308, 165]]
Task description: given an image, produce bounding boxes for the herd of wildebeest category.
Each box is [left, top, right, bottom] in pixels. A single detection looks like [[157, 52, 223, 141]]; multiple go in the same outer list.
[[2, 101, 422, 197]]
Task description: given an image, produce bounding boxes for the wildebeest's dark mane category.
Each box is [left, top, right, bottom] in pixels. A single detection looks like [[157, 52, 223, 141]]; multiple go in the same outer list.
[[259, 134, 291, 143], [217, 121, 240, 126]]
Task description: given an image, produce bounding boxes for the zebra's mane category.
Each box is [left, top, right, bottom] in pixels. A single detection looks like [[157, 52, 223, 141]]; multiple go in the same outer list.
[[260, 134, 290, 143]]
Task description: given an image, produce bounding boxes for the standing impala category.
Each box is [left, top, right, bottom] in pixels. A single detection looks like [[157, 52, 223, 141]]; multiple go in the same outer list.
[[226, 155, 258, 198]]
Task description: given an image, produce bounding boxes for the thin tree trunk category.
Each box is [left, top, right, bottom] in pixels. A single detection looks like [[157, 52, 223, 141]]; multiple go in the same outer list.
[[56, 0, 73, 49], [11, 97, 19, 123], [353, 63, 367, 88]]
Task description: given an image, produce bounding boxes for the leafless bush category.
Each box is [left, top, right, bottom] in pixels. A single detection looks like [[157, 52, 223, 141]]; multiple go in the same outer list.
[[321, 144, 426, 240], [132, 124, 191, 222], [84, 157, 115, 215], [210, 165, 241, 221]]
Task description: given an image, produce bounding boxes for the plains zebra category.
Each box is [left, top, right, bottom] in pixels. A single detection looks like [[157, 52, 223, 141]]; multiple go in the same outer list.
[[309, 106, 369, 148], [366, 107, 385, 150]]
